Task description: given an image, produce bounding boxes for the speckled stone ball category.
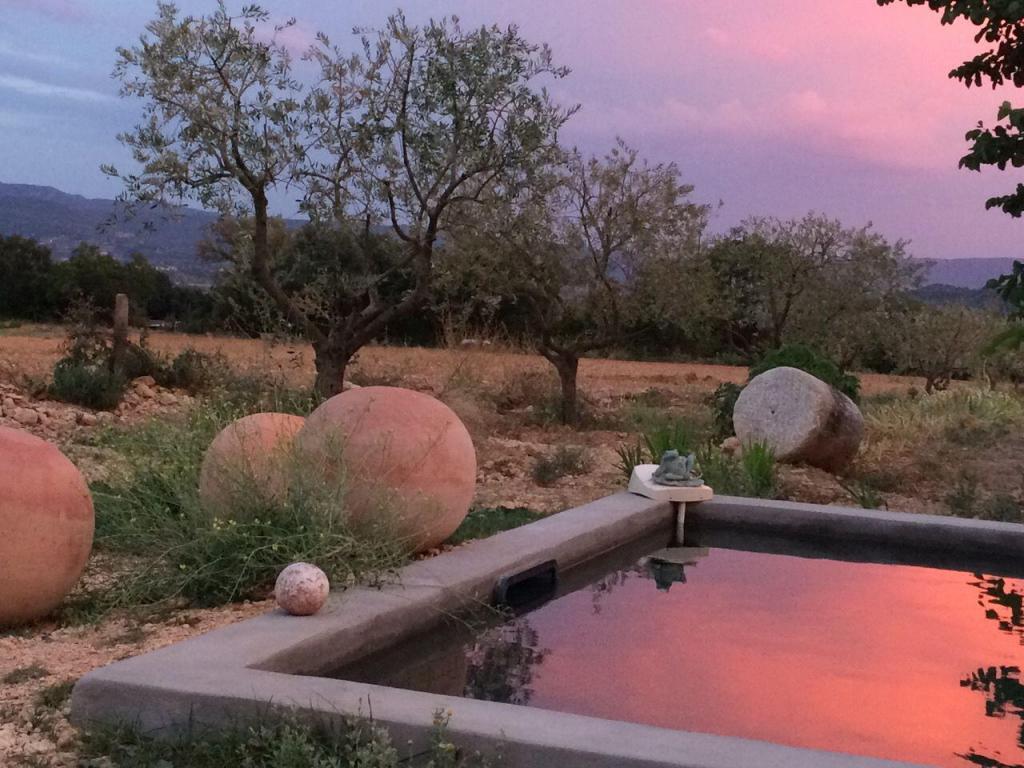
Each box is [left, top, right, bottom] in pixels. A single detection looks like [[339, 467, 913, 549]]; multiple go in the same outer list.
[[275, 562, 330, 616], [295, 386, 477, 553], [198, 413, 306, 515], [0, 427, 94, 627]]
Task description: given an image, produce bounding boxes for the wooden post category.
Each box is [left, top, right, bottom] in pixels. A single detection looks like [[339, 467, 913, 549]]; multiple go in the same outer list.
[[112, 293, 129, 373]]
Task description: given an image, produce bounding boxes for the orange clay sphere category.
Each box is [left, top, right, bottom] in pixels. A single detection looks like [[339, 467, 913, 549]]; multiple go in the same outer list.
[[0, 427, 94, 627], [295, 386, 477, 552], [198, 413, 306, 515]]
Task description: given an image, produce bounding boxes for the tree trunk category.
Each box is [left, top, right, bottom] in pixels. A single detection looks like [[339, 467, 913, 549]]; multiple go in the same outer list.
[[313, 343, 350, 399], [554, 353, 580, 425]]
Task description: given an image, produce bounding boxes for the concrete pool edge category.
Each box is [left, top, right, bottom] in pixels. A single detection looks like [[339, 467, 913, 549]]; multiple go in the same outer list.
[[72, 492, 1024, 768]]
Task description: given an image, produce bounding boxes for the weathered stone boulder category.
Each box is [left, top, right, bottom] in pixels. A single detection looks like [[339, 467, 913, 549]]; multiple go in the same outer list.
[[733, 366, 863, 473]]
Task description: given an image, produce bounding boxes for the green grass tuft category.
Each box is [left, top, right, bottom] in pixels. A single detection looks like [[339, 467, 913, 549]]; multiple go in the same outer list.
[[35, 679, 75, 711], [3, 663, 49, 685], [78, 711, 494, 768], [447, 506, 545, 545]]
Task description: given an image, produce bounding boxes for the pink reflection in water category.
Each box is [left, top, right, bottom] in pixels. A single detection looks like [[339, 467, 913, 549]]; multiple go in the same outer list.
[[515, 550, 1024, 767]]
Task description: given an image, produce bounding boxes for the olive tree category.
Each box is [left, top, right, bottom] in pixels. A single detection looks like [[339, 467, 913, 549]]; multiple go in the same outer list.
[[700, 214, 921, 363], [108, 3, 573, 395], [447, 140, 709, 423], [893, 304, 990, 393]]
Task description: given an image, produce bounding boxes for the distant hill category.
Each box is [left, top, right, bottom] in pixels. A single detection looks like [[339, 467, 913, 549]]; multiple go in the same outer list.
[[909, 283, 1007, 312], [0, 181, 1020, 290], [922, 257, 1017, 289], [0, 181, 222, 284]]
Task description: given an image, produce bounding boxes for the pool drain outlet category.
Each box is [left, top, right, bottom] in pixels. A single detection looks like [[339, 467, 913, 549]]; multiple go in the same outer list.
[[494, 560, 558, 610]]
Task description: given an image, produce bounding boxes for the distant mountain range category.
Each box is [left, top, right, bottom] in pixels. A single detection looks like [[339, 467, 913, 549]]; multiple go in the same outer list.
[[921, 257, 1017, 290], [0, 182, 223, 284], [0, 181, 1018, 289]]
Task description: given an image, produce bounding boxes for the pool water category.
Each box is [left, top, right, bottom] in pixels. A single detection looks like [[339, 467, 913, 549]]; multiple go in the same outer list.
[[337, 546, 1024, 767]]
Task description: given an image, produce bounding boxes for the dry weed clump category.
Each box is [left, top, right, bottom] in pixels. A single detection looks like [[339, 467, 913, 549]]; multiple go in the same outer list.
[[531, 445, 591, 486], [491, 369, 560, 413], [864, 388, 1024, 457]]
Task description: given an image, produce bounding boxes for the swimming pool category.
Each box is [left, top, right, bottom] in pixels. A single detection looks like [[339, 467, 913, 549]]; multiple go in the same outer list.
[[333, 538, 1024, 767]]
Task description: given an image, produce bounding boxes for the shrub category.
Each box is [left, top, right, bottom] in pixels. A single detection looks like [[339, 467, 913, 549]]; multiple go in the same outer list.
[[79, 711, 492, 768], [119, 338, 164, 380], [49, 303, 162, 409], [51, 358, 126, 410], [978, 493, 1023, 523], [750, 344, 860, 401], [946, 471, 980, 518], [154, 347, 230, 393], [623, 387, 672, 409], [36, 679, 75, 711], [492, 370, 558, 412], [531, 446, 590, 487], [2, 663, 49, 685], [710, 382, 743, 438]]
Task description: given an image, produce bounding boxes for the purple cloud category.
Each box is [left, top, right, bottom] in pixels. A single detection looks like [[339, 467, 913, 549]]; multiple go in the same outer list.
[[0, 0, 88, 23]]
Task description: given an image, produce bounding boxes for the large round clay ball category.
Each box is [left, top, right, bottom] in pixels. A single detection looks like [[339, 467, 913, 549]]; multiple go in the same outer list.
[[275, 562, 330, 616], [0, 427, 94, 626], [198, 413, 306, 514], [295, 386, 477, 552]]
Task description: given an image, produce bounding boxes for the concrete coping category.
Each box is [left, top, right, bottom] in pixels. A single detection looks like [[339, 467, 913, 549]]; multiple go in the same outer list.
[[71, 492, 1024, 768]]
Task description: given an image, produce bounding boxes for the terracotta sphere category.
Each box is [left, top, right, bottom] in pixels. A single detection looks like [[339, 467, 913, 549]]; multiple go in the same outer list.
[[0, 427, 94, 627], [275, 562, 330, 616], [295, 386, 477, 552], [198, 413, 306, 514]]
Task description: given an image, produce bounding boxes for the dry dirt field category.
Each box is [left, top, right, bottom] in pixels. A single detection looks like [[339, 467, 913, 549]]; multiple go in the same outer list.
[[1, 324, 1021, 767], [0, 324, 921, 513]]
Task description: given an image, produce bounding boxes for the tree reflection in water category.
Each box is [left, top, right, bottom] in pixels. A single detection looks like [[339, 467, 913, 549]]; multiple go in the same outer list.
[[462, 555, 688, 705], [958, 574, 1024, 767], [464, 618, 548, 705], [588, 557, 689, 614], [588, 566, 643, 615]]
